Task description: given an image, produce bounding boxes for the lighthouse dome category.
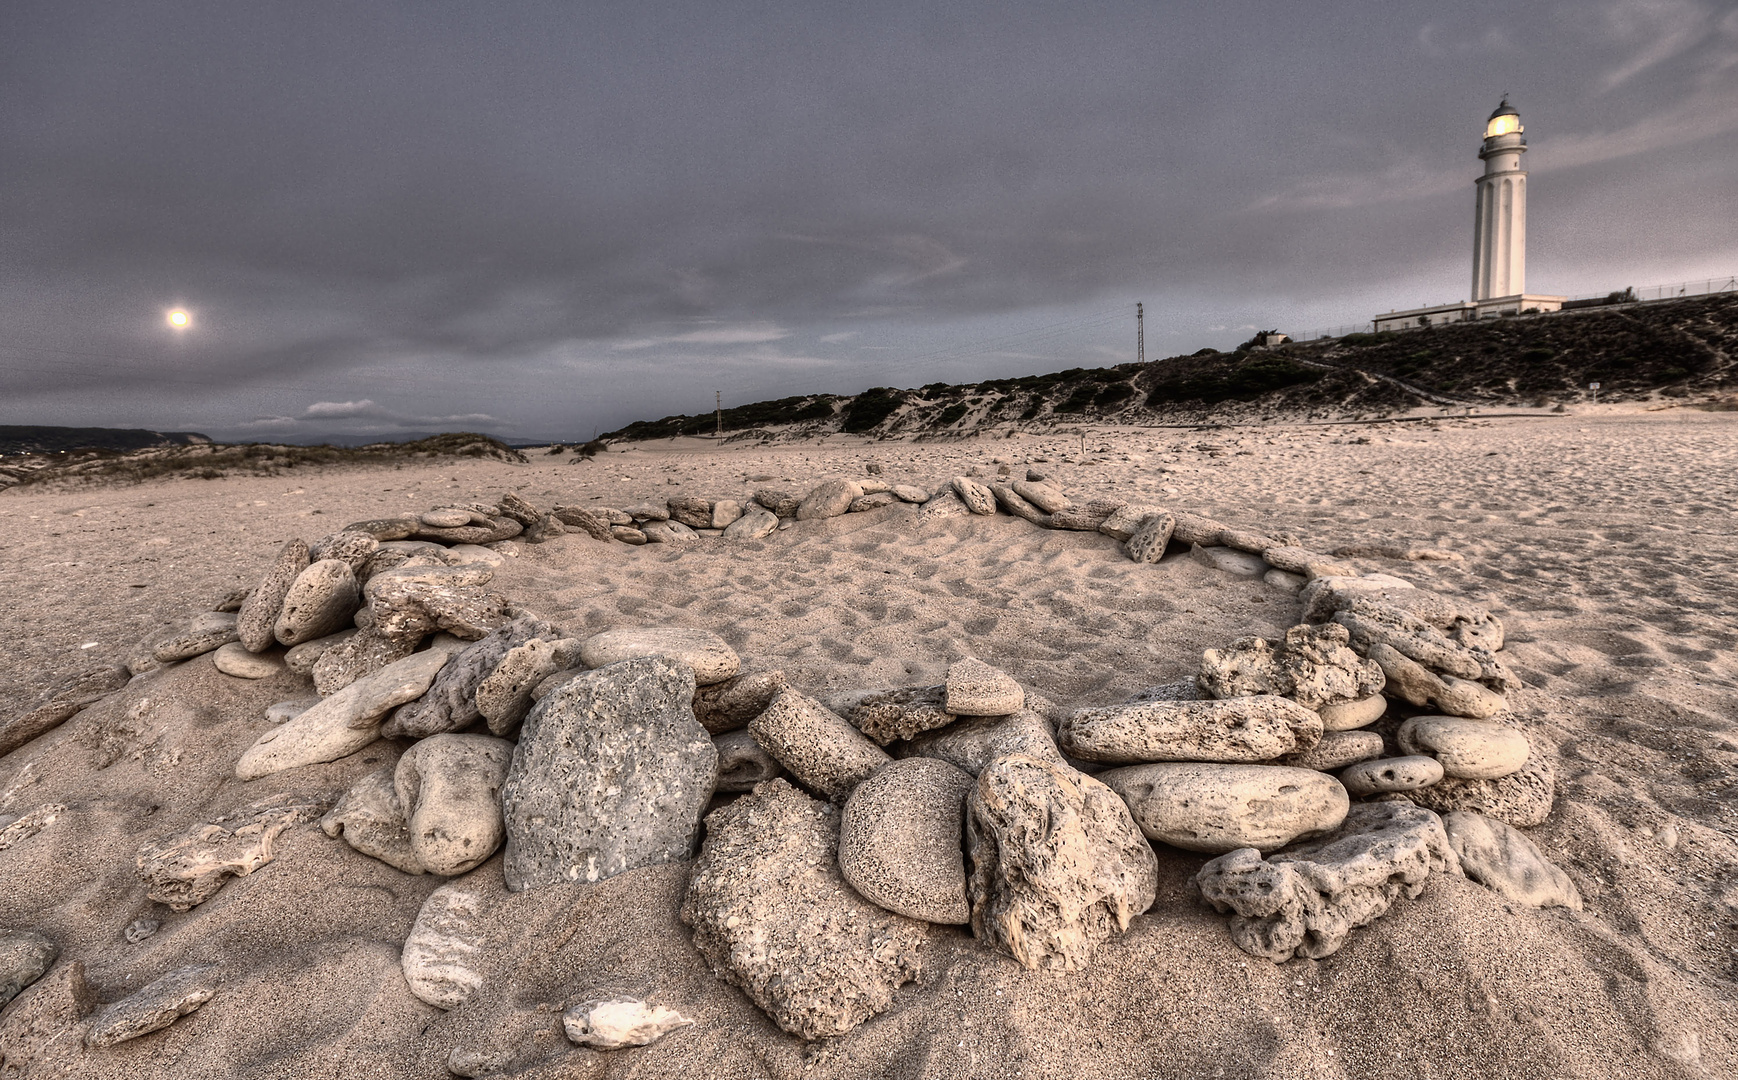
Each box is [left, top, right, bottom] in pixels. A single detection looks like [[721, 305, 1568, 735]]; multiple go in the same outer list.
[[1485, 98, 1522, 138]]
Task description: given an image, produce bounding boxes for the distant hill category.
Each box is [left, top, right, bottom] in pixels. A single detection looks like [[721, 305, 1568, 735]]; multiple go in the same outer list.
[[600, 292, 1738, 440], [0, 425, 211, 455]]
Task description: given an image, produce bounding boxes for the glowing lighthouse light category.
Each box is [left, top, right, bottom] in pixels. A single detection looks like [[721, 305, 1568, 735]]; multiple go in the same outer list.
[[167, 309, 191, 329]]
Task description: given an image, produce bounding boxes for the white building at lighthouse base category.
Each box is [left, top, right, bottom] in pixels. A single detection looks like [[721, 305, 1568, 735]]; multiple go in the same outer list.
[[1372, 292, 1566, 332]]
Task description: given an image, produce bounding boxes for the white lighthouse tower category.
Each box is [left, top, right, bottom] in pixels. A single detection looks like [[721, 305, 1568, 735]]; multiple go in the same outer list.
[[1473, 98, 1526, 300], [1373, 98, 1564, 331]]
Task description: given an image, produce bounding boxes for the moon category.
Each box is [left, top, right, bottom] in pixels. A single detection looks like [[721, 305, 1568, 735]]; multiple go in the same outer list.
[[167, 309, 190, 328]]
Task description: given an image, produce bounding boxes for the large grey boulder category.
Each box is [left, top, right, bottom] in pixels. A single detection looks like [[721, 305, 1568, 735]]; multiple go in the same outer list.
[[967, 755, 1157, 970], [0, 930, 57, 1009], [1058, 695, 1322, 765], [748, 690, 891, 801], [901, 710, 1065, 775], [680, 779, 926, 1040], [235, 642, 463, 779], [274, 560, 359, 647], [237, 538, 310, 652], [838, 759, 975, 924], [578, 627, 740, 686], [383, 616, 559, 739], [85, 964, 221, 1047], [1443, 811, 1582, 910], [1194, 801, 1462, 962], [1198, 623, 1385, 710], [1097, 763, 1348, 854], [397, 734, 514, 876], [500, 656, 716, 891]]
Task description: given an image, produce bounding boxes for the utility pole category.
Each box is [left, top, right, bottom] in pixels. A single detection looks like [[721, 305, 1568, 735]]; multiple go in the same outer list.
[[1136, 303, 1145, 364], [715, 391, 722, 439]]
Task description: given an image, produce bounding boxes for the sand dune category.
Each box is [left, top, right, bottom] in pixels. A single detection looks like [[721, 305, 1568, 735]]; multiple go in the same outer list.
[[1, 408, 1735, 1078]]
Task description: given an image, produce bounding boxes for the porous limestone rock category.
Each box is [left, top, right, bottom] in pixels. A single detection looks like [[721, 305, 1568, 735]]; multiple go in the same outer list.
[[84, 963, 220, 1047], [1198, 623, 1384, 711], [0, 663, 132, 759], [1194, 801, 1462, 962], [310, 628, 417, 695], [552, 505, 614, 541], [797, 479, 863, 520], [1097, 763, 1348, 854], [320, 767, 423, 874], [396, 734, 514, 876], [1435, 676, 1507, 720], [1398, 716, 1530, 780], [951, 476, 996, 515], [273, 560, 359, 647], [1058, 696, 1322, 765], [284, 629, 355, 675], [501, 657, 716, 891], [967, 755, 1156, 970], [308, 529, 380, 572], [838, 684, 953, 745], [919, 489, 970, 520], [945, 657, 1023, 717], [1099, 503, 1166, 543], [1403, 748, 1556, 828], [1443, 811, 1582, 910], [891, 484, 929, 503], [753, 489, 802, 517], [990, 484, 1051, 526], [748, 690, 891, 801], [1317, 693, 1388, 732], [1279, 729, 1385, 772], [848, 491, 897, 513], [710, 500, 744, 529], [1301, 575, 1505, 652], [713, 729, 785, 792], [136, 797, 326, 910], [564, 999, 694, 1049], [403, 883, 488, 1009], [237, 538, 310, 652], [666, 495, 713, 529], [154, 611, 241, 663], [578, 627, 740, 686], [1124, 511, 1176, 564], [1048, 500, 1123, 531], [359, 564, 510, 646], [476, 636, 576, 736], [642, 519, 697, 544], [723, 505, 779, 541], [680, 779, 926, 1040], [1011, 479, 1069, 514], [235, 643, 463, 779], [900, 710, 1065, 776], [0, 930, 57, 1009], [1189, 545, 1268, 576], [838, 758, 975, 924], [1170, 512, 1227, 546], [383, 616, 559, 739], [1334, 600, 1518, 690], [612, 526, 648, 545], [1340, 755, 1444, 797], [345, 516, 421, 541], [692, 669, 789, 734]]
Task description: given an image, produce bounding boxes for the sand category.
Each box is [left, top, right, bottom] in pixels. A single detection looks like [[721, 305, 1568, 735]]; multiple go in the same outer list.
[[1, 408, 1735, 1078]]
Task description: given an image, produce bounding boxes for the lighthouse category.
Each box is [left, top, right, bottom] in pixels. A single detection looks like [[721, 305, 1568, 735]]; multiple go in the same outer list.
[[1473, 98, 1526, 301], [1372, 99, 1564, 332]]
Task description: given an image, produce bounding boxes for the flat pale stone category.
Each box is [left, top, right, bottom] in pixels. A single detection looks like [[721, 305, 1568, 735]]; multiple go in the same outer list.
[[1098, 763, 1348, 853], [237, 538, 310, 652], [212, 641, 286, 679], [1436, 676, 1507, 719], [1341, 754, 1444, 796], [1190, 545, 1268, 577], [1011, 480, 1070, 513], [1058, 695, 1322, 765], [1318, 693, 1388, 731], [723, 506, 778, 541], [1443, 811, 1582, 910], [1406, 748, 1556, 828], [890, 484, 929, 503], [900, 709, 1065, 776], [274, 559, 359, 646], [564, 998, 694, 1049], [578, 627, 740, 686], [944, 657, 1024, 717], [950, 476, 996, 515], [403, 883, 488, 1009], [710, 500, 744, 528], [137, 798, 326, 910], [0, 930, 57, 1009], [1263, 568, 1307, 592], [154, 611, 240, 663], [838, 759, 975, 924], [1398, 716, 1531, 780], [84, 964, 220, 1047], [445, 543, 506, 568], [235, 644, 462, 779], [284, 629, 356, 675]]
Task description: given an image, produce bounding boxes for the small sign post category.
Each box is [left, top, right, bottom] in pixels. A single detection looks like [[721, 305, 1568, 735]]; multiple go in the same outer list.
[[1589, 381, 1601, 405]]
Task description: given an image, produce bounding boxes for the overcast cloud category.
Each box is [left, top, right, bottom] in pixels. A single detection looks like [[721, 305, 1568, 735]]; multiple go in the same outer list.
[[2, 0, 1735, 442]]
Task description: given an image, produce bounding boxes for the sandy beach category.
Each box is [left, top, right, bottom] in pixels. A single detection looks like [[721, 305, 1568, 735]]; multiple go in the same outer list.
[[2, 408, 1736, 1078]]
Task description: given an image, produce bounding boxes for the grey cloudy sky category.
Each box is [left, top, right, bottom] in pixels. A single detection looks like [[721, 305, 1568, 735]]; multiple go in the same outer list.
[[3, 0, 1735, 443]]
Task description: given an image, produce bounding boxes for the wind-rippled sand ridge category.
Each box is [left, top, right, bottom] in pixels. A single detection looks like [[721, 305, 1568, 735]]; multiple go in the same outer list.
[[1, 409, 1734, 1078]]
